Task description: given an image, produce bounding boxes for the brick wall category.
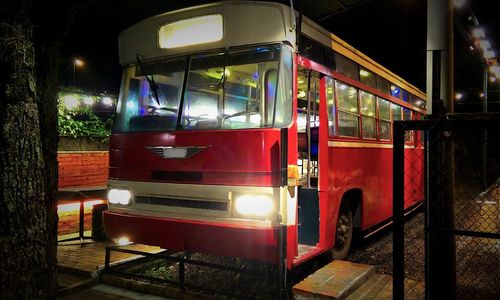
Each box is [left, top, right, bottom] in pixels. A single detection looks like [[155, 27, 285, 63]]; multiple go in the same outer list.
[[58, 151, 109, 188]]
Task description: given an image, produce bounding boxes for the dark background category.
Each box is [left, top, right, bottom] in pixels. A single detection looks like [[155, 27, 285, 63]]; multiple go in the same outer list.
[[57, 0, 500, 112]]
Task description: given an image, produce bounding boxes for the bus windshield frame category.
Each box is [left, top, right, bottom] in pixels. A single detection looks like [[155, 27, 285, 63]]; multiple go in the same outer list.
[[113, 43, 293, 133]]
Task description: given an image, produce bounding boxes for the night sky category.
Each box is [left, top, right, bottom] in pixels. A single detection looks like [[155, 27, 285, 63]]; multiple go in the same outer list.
[[59, 0, 500, 111]]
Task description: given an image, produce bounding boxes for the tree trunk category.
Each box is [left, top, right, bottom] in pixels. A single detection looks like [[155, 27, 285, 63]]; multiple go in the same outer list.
[[0, 3, 57, 299], [34, 39, 61, 300]]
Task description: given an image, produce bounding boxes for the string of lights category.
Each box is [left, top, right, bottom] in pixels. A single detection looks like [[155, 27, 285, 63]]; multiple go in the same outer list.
[[453, 0, 499, 108]]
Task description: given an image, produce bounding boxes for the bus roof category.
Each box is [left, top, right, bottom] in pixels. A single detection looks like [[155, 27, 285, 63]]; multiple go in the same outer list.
[[301, 16, 427, 100], [118, 1, 426, 101]]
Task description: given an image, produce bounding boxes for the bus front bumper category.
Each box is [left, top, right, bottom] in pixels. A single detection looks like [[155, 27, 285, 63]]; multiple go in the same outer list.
[[103, 211, 280, 264]]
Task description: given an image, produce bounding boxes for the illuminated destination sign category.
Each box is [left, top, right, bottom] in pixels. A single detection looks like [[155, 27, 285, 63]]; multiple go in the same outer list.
[[158, 14, 223, 49]]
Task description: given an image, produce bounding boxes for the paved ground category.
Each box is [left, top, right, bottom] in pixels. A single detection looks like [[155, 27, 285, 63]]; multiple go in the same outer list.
[[58, 236, 161, 274], [56, 222, 163, 299], [59, 284, 170, 300]]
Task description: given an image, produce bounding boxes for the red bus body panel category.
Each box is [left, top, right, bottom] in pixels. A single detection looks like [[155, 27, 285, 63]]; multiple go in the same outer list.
[[104, 211, 281, 264], [109, 129, 282, 186]]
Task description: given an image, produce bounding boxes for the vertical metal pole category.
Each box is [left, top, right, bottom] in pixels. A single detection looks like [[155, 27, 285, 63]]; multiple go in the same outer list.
[[428, 125, 456, 300], [424, 126, 430, 300], [393, 121, 405, 300], [306, 70, 312, 188], [426, 0, 454, 115], [104, 247, 110, 270], [482, 65, 488, 186], [426, 1, 456, 299], [79, 199, 84, 243], [179, 259, 185, 290], [281, 128, 288, 187], [483, 64, 488, 114]]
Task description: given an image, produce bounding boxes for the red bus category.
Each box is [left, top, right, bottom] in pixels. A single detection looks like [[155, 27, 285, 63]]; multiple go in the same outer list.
[[103, 1, 426, 269]]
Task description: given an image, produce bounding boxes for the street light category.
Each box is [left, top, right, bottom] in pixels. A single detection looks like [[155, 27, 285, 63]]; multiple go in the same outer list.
[[453, 0, 466, 8], [73, 58, 84, 85]]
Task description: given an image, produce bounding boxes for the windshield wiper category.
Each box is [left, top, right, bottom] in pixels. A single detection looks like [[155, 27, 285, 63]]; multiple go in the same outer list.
[[136, 54, 161, 106]]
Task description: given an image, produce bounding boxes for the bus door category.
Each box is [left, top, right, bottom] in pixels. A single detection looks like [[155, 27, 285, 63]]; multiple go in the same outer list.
[[296, 65, 324, 250]]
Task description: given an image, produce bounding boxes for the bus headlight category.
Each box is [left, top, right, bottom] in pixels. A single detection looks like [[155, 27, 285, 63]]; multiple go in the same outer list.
[[108, 189, 132, 205], [234, 194, 273, 217]]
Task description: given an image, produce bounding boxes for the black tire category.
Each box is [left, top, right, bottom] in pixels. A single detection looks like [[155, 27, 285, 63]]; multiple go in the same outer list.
[[331, 204, 353, 260], [91, 203, 108, 241]]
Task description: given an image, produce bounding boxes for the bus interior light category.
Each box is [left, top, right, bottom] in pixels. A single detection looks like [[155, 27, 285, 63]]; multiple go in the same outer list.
[[108, 189, 132, 205], [234, 194, 273, 217], [359, 69, 370, 77]]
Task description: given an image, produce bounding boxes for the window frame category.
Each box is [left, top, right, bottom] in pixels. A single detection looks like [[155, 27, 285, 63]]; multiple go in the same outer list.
[[335, 81, 360, 138]]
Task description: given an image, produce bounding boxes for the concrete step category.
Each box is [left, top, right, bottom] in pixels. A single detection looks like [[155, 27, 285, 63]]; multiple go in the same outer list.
[[293, 260, 376, 299], [346, 274, 392, 300]]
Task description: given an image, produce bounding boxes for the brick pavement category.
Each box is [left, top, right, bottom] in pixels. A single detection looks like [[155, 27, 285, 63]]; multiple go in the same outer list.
[[58, 241, 161, 274]]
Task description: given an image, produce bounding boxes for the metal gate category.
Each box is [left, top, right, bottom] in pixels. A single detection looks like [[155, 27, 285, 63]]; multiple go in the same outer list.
[[393, 114, 500, 300]]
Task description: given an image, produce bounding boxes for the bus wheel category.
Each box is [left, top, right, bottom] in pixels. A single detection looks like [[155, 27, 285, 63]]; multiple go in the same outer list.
[[331, 205, 353, 260]]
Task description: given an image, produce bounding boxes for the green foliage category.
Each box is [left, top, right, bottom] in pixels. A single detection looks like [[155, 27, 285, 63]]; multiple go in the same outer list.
[[58, 98, 113, 139], [139, 261, 175, 280]]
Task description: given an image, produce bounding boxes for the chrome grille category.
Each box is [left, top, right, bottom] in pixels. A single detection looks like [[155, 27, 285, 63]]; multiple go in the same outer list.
[[135, 196, 227, 211], [146, 146, 210, 159]]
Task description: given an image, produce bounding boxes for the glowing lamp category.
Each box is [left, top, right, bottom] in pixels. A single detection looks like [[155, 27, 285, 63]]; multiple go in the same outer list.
[[83, 96, 94, 105], [108, 189, 131, 205], [158, 14, 223, 49], [117, 237, 131, 246], [102, 97, 114, 106], [74, 58, 84, 67], [234, 194, 273, 217], [63, 95, 79, 109]]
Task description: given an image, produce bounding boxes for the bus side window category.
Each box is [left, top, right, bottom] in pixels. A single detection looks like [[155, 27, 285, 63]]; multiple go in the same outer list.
[[326, 77, 336, 136], [403, 108, 414, 143], [391, 103, 402, 121], [360, 91, 376, 139], [336, 82, 359, 138], [378, 98, 391, 140]]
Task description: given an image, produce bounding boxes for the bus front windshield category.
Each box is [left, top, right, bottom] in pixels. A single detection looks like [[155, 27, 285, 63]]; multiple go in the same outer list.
[[114, 44, 292, 133]]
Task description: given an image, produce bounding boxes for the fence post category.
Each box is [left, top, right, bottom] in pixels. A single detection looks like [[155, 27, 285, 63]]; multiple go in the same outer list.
[[179, 259, 185, 290], [427, 121, 456, 300], [393, 121, 405, 300]]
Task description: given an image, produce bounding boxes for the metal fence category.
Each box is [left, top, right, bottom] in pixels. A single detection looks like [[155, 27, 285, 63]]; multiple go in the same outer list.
[[393, 114, 500, 300]]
